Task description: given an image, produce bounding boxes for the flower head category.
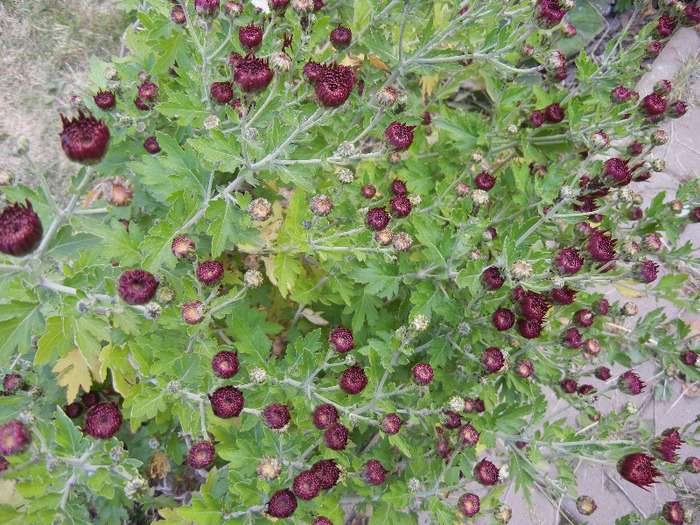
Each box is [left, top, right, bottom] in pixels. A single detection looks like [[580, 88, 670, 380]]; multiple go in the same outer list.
[[83, 402, 123, 439], [652, 428, 684, 464], [293, 470, 320, 500], [117, 269, 158, 305], [312, 403, 339, 429], [266, 489, 297, 519], [188, 442, 215, 469], [474, 459, 499, 485], [618, 370, 645, 395], [262, 403, 291, 430], [618, 453, 663, 491], [384, 122, 415, 151], [311, 459, 341, 490], [323, 422, 349, 450], [0, 200, 43, 256], [0, 421, 31, 455], [362, 459, 388, 485], [208, 386, 244, 418], [330, 327, 355, 353], [234, 53, 274, 94], [211, 350, 239, 379], [339, 366, 368, 394], [59, 110, 110, 164], [458, 493, 480, 518], [239, 22, 263, 51], [314, 63, 356, 108]]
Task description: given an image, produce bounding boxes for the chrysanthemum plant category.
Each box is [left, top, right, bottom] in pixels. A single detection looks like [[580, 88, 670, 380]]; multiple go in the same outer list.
[[1, 0, 699, 523]]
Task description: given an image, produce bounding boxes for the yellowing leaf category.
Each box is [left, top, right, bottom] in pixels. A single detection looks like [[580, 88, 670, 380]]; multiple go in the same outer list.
[[261, 255, 278, 287], [0, 479, 24, 506], [420, 75, 439, 100], [52, 348, 94, 403], [613, 281, 647, 299], [148, 451, 171, 480], [300, 308, 329, 326], [340, 53, 390, 72]]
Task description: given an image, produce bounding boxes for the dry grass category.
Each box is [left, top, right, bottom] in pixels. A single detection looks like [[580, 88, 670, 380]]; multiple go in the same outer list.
[[0, 0, 127, 202]]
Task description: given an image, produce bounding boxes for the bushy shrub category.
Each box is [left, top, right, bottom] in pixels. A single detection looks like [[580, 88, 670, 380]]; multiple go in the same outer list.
[[1, 0, 699, 523]]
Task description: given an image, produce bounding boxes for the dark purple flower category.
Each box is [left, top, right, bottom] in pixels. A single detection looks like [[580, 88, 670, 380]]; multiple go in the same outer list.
[[474, 459, 499, 485], [315, 63, 356, 108], [324, 422, 349, 450], [312, 403, 339, 429], [262, 403, 291, 430], [239, 23, 263, 50], [618, 370, 645, 395], [94, 90, 116, 110], [330, 24, 352, 48], [543, 103, 565, 123], [339, 366, 367, 394], [381, 413, 403, 435], [293, 470, 321, 500], [459, 493, 480, 517], [208, 386, 244, 418], [117, 269, 158, 305], [366, 207, 390, 230], [188, 441, 216, 468], [482, 266, 505, 290], [211, 350, 239, 379], [492, 308, 515, 331], [0, 200, 42, 256], [411, 363, 433, 385], [311, 459, 340, 490], [618, 453, 663, 491], [390, 196, 412, 218], [83, 402, 122, 439], [384, 121, 415, 152], [210, 82, 234, 104], [361, 459, 388, 485], [234, 53, 274, 94], [266, 489, 297, 519], [59, 110, 110, 165], [143, 136, 160, 154], [0, 421, 31, 455]]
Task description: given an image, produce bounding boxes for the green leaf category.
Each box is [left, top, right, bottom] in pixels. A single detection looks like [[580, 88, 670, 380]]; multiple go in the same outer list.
[[46, 226, 99, 258], [53, 407, 88, 455], [205, 199, 261, 258], [0, 299, 43, 363], [36, 316, 76, 365], [89, 220, 143, 266], [353, 0, 373, 31], [349, 264, 400, 299], [226, 303, 271, 364], [188, 131, 244, 173], [156, 89, 209, 127], [272, 252, 303, 298]]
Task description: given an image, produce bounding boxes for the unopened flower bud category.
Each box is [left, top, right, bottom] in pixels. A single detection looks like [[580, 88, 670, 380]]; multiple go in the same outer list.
[[377, 87, 398, 107], [622, 302, 638, 316], [144, 302, 162, 321], [510, 260, 533, 280], [336, 168, 354, 184], [471, 189, 490, 207], [248, 198, 272, 221], [250, 366, 267, 384], [651, 158, 666, 172], [411, 314, 429, 332], [244, 269, 263, 288]]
